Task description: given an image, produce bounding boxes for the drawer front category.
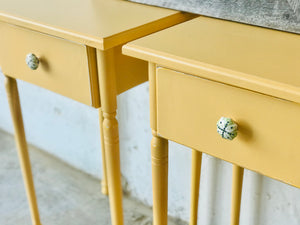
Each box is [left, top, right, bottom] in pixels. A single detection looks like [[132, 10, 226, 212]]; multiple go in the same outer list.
[[0, 22, 97, 106], [157, 67, 300, 187]]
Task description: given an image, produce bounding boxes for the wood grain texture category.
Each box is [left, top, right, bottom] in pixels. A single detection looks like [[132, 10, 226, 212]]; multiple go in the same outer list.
[[128, 0, 300, 34]]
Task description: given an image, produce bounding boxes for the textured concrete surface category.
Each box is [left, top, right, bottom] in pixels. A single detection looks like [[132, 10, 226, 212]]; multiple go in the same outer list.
[[128, 0, 300, 34], [0, 130, 185, 225]]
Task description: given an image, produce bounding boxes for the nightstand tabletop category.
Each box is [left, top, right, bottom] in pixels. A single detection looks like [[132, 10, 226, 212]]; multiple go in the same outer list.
[[0, 0, 192, 50], [123, 16, 300, 104]]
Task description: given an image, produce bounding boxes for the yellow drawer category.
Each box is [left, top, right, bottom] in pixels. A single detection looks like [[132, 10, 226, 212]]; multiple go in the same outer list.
[[157, 67, 300, 187], [0, 22, 99, 106]]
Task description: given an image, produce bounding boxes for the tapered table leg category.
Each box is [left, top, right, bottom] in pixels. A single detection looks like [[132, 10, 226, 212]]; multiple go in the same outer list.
[[190, 149, 202, 225], [4, 76, 42, 225], [149, 62, 169, 225], [231, 164, 244, 225], [99, 108, 108, 195], [151, 133, 168, 225], [97, 49, 123, 225]]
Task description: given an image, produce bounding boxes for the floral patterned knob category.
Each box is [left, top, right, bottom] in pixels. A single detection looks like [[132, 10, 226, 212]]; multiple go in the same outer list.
[[217, 117, 238, 140], [25, 53, 39, 70]]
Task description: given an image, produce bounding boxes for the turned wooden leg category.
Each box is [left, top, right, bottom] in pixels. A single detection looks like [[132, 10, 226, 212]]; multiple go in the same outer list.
[[4, 76, 42, 225], [99, 108, 108, 195], [190, 149, 202, 225], [230, 165, 244, 225], [97, 49, 123, 225], [151, 132, 168, 225], [102, 111, 123, 225]]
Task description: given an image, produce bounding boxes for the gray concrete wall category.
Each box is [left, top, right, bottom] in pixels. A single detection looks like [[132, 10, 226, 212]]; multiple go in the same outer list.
[[128, 0, 300, 33]]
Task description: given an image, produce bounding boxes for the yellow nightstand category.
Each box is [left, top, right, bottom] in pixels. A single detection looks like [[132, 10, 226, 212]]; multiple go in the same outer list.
[[123, 16, 300, 225], [0, 0, 195, 224]]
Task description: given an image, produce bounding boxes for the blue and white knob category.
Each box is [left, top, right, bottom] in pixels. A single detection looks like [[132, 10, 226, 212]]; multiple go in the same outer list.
[[217, 117, 238, 140], [26, 53, 39, 70]]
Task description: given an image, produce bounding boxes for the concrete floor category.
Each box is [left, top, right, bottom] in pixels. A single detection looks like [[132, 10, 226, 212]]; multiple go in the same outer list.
[[0, 130, 185, 225]]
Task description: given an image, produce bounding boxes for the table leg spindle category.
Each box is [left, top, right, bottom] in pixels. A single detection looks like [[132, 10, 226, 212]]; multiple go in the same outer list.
[[97, 49, 123, 225], [102, 112, 123, 225], [190, 149, 202, 225], [4, 76, 42, 225], [99, 109, 108, 195], [151, 132, 169, 225], [230, 164, 244, 225]]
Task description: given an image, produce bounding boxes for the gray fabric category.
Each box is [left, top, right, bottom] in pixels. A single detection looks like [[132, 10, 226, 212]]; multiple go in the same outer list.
[[128, 0, 300, 34]]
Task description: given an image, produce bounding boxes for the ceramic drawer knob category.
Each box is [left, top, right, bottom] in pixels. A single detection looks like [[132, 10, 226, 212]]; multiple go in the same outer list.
[[25, 53, 39, 70], [217, 117, 238, 140]]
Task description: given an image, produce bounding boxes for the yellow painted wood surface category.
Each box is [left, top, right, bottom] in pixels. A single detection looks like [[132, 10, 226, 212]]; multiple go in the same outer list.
[[231, 165, 244, 225], [156, 67, 300, 188], [0, 0, 195, 50], [86, 46, 101, 108], [4, 76, 42, 225], [0, 3, 195, 224], [97, 49, 123, 225], [123, 16, 300, 104], [114, 45, 148, 95], [190, 150, 202, 225], [151, 133, 169, 225], [149, 62, 158, 130], [0, 1, 195, 225], [149, 62, 169, 225], [0, 22, 98, 106], [123, 14, 300, 225], [99, 108, 108, 196]]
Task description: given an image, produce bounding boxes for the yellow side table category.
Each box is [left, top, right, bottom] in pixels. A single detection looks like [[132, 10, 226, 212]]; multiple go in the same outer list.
[[124, 16, 300, 225], [0, 0, 194, 224]]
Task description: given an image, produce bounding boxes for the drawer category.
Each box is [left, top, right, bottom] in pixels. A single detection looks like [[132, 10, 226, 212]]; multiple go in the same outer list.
[[0, 22, 99, 107], [156, 67, 300, 187]]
